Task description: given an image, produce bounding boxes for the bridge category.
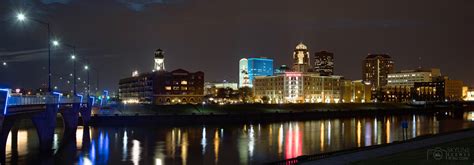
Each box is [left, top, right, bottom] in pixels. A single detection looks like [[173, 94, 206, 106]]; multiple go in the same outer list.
[[0, 88, 97, 163]]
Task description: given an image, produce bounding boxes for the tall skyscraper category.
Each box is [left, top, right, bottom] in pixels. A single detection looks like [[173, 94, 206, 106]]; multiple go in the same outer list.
[[292, 42, 310, 72], [154, 49, 165, 71], [314, 51, 334, 76], [239, 57, 273, 88], [362, 54, 394, 89]]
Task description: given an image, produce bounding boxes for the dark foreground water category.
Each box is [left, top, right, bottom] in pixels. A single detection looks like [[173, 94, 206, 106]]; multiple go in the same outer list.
[[6, 111, 474, 164]]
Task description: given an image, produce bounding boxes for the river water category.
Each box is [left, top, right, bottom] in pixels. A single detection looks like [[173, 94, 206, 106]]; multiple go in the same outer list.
[[5, 111, 474, 164]]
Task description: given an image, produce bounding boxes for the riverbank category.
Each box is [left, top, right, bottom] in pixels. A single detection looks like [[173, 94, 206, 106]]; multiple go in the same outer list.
[[89, 103, 472, 126], [282, 128, 474, 165]]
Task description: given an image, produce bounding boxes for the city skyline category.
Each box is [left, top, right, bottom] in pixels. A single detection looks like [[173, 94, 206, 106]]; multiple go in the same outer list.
[[0, 0, 473, 91]]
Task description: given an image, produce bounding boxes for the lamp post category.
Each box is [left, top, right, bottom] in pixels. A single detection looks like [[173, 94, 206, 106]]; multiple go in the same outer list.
[[84, 63, 90, 96], [64, 44, 77, 95], [16, 12, 56, 93]]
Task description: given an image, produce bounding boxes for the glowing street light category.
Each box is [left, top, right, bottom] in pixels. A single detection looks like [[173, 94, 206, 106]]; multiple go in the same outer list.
[[52, 40, 60, 46], [84, 65, 89, 70], [16, 13, 26, 21], [2, 62, 6, 66], [71, 55, 76, 60], [15, 11, 54, 92]]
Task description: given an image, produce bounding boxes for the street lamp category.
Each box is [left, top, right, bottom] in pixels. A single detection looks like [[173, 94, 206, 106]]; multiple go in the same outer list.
[[16, 13, 26, 21], [63, 44, 77, 95], [16, 12, 54, 93], [2, 62, 6, 66], [52, 40, 59, 46], [84, 62, 90, 96]]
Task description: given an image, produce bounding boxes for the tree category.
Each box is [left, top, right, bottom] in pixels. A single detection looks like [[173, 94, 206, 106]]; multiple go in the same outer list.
[[238, 87, 253, 103], [261, 96, 270, 104]]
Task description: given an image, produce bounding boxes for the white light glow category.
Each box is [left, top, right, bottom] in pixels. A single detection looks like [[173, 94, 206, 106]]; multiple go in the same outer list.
[[17, 13, 26, 21]]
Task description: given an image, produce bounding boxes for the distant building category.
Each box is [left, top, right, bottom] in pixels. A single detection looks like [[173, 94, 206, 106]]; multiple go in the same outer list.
[[465, 88, 474, 101], [314, 51, 334, 76], [341, 80, 371, 103], [362, 54, 394, 89], [292, 43, 311, 72], [253, 72, 342, 103], [444, 79, 464, 101], [154, 49, 165, 72], [119, 49, 204, 105], [387, 68, 441, 87], [239, 57, 273, 88], [413, 76, 464, 102], [413, 81, 445, 102], [275, 65, 291, 74], [377, 68, 441, 103], [376, 86, 413, 103], [204, 80, 238, 96]]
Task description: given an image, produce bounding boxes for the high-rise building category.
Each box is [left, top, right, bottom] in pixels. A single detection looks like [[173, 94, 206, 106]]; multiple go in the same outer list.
[[362, 54, 394, 89], [154, 49, 165, 72], [292, 43, 311, 72], [314, 51, 334, 76], [239, 57, 273, 88]]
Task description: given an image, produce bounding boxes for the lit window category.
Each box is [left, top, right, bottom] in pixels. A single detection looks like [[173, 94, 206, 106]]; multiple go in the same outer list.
[[181, 80, 188, 85], [165, 86, 172, 90]]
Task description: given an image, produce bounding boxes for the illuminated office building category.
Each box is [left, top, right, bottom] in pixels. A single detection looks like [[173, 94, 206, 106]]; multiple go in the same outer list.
[[362, 54, 394, 89], [239, 57, 273, 88], [387, 68, 441, 87], [314, 51, 334, 76]]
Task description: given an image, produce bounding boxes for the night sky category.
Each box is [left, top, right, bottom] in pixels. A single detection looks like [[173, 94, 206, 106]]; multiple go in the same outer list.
[[0, 0, 473, 92]]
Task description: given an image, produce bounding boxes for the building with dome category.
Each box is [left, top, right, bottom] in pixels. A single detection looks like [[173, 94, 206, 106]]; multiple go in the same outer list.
[[252, 43, 343, 103], [118, 49, 204, 105], [292, 42, 311, 72]]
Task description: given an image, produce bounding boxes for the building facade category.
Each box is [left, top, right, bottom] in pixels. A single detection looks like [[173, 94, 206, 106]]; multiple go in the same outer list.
[[292, 43, 311, 72], [445, 79, 464, 101], [341, 80, 371, 103], [239, 57, 273, 88], [387, 68, 441, 87], [253, 72, 342, 103], [204, 81, 238, 96], [362, 54, 394, 89], [412, 77, 464, 102], [413, 81, 445, 102], [314, 51, 334, 76], [119, 49, 204, 105]]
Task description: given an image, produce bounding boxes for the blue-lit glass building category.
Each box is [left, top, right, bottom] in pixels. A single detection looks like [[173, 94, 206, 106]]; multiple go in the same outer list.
[[239, 57, 273, 88]]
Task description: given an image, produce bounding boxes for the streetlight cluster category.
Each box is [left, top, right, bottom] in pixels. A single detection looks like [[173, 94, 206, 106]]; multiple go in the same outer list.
[[14, 11, 93, 95]]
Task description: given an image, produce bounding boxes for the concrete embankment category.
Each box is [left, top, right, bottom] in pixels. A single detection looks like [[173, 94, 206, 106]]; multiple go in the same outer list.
[[89, 103, 471, 126], [294, 128, 474, 165]]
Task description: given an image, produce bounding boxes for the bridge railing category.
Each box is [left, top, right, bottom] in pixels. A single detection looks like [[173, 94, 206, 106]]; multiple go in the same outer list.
[[7, 95, 88, 106]]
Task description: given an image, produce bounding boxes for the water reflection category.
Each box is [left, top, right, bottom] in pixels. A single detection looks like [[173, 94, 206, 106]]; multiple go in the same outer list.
[[4, 112, 474, 164]]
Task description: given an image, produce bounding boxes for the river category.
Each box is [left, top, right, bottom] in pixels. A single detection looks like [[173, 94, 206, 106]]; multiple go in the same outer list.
[[5, 111, 474, 164]]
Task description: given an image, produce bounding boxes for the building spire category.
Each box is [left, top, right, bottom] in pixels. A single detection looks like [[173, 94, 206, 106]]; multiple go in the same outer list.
[[154, 49, 165, 71]]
